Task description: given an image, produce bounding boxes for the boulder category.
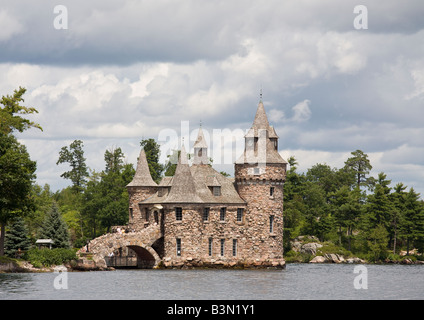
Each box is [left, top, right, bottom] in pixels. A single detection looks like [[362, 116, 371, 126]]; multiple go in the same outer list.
[[324, 253, 344, 263], [310, 256, 327, 263], [346, 257, 366, 264], [300, 242, 323, 256]]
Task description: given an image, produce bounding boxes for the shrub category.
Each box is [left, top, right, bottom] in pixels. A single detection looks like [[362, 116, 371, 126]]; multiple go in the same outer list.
[[24, 248, 77, 267]]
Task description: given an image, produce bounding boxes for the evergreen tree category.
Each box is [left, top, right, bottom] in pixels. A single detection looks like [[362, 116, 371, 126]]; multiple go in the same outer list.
[[0, 134, 37, 255], [344, 150, 373, 190], [388, 183, 407, 254], [140, 138, 164, 183], [0, 87, 41, 256], [400, 188, 424, 255], [38, 202, 70, 249], [4, 217, 31, 257]]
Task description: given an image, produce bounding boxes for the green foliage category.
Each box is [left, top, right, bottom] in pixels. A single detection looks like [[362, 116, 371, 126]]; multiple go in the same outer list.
[[140, 138, 164, 183], [283, 149, 424, 262], [56, 139, 89, 193], [4, 217, 31, 257], [24, 248, 77, 268], [0, 134, 37, 255], [0, 87, 42, 135], [0, 87, 40, 256], [38, 202, 70, 249]]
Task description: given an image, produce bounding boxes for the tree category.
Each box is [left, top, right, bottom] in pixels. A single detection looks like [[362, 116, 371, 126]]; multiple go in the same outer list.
[[344, 150, 373, 190], [164, 149, 180, 177], [329, 186, 362, 250], [4, 217, 31, 258], [284, 156, 305, 202], [140, 138, 164, 183], [367, 223, 389, 262], [82, 149, 134, 237], [400, 188, 424, 255], [388, 183, 407, 254], [104, 147, 124, 174], [0, 87, 41, 256], [38, 202, 70, 249], [0, 87, 42, 135], [56, 140, 89, 193], [0, 134, 37, 255]]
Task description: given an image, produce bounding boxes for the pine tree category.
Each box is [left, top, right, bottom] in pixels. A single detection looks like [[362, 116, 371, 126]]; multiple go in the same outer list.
[[4, 217, 31, 257], [38, 202, 70, 249], [400, 188, 424, 255]]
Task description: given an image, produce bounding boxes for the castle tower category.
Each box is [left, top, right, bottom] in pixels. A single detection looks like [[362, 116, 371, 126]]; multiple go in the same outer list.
[[235, 99, 287, 263], [193, 126, 208, 165], [126, 148, 158, 231]]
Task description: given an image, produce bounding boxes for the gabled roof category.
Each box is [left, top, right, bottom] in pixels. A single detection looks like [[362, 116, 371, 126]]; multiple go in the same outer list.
[[126, 149, 158, 187], [159, 145, 203, 203]]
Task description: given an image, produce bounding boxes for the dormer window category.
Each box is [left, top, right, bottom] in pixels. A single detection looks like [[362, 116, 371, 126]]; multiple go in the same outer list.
[[213, 186, 221, 196], [271, 138, 278, 150]]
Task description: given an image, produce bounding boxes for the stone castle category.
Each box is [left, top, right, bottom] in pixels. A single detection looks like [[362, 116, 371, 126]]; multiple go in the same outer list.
[[86, 99, 287, 269]]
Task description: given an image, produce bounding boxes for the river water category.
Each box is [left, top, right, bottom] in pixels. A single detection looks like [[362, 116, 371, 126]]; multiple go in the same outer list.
[[0, 264, 423, 300]]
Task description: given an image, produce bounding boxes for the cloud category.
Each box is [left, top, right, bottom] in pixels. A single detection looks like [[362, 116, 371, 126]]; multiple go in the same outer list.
[[0, 10, 24, 41], [292, 100, 312, 123], [1, 0, 424, 198]]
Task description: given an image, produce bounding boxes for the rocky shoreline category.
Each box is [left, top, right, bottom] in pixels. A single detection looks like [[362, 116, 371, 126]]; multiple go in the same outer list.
[[290, 236, 424, 265]]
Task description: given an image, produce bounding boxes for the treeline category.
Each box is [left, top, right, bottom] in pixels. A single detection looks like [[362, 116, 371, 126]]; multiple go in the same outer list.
[[283, 150, 424, 261], [2, 87, 424, 262]]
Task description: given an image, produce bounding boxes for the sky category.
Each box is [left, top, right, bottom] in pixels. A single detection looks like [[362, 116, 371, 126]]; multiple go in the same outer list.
[[1, 0, 424, 197]]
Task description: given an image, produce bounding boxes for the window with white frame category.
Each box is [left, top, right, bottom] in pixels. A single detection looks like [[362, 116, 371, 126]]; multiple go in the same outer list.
[[213, 186, 221, 196]]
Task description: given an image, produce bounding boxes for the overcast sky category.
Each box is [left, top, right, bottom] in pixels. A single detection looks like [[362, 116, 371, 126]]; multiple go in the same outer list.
[[1, 0, 424, 197]]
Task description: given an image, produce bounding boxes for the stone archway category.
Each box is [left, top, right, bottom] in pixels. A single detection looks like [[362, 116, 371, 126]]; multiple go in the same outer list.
[[83, 224, 162, 269], [127, 245, 158, 268]]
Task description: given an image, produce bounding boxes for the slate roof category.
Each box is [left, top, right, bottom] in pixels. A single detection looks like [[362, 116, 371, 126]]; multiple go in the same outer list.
[[236, 100, 287, 165], [126, 149, 158, 187], [140, 146, 245, 206]]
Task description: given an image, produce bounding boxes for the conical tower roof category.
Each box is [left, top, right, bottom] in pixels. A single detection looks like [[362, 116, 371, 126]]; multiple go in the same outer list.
[[236, 100, 287, 165], [193, 126, 208, 149], [126, 149, 158, 187], [252, 100, 270, 130]]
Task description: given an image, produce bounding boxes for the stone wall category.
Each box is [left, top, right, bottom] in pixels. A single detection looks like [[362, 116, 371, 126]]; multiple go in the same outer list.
[[234, 163, 286, 265], [160, 203, 285, 268], [127, 186, 157, 231]]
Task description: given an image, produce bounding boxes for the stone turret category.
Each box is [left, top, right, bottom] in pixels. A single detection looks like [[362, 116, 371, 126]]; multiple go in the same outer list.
[[234, 99, 287, 264], [193, 126, 208, 165], [127, 148, 158, 231]]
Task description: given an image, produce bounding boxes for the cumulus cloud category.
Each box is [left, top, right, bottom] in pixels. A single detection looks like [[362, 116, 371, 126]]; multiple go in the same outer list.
[[1, 0, 424, 196]]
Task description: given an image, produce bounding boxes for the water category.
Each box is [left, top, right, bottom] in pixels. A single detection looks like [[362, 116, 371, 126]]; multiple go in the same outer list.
[[0, 264, 423, 300]]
